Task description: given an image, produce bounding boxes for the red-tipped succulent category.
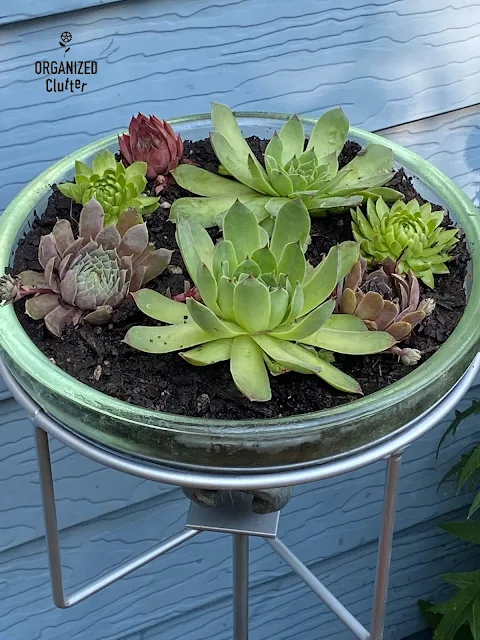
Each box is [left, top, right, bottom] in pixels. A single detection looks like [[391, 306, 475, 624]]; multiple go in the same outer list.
[[118, 114, 184, 191], [335, 258, 435, 364], [0, 199, 172, 336]]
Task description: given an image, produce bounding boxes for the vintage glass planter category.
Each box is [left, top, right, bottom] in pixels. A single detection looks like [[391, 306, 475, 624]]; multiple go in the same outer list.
[[0, 113, 479, 471]]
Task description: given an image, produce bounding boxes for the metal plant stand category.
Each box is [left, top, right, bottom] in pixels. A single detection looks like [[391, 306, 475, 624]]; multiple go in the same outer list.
[[1, 355, 479, 640]]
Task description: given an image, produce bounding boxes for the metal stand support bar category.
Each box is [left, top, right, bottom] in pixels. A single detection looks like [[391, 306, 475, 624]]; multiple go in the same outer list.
[[233, 535, 249, 640], [266, 537, 370, 639], [370, 453, 403, 639]]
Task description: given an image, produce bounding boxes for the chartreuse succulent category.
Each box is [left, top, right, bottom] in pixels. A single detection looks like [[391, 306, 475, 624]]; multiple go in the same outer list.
[[169, 103, 403, 228], [352, 197, 459, 288], [125, 198, 395, 402], [59, 150, 160, 225]]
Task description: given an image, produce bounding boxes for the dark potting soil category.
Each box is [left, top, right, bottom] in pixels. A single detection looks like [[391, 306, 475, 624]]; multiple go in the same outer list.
[[12, 138, 469, 420]]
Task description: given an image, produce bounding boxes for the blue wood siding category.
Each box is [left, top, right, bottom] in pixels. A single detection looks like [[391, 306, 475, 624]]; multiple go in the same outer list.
[[0, 2, 479, 638]]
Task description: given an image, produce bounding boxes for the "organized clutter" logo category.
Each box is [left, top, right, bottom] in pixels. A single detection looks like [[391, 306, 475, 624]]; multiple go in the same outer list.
[[34, 31, 98, 94]]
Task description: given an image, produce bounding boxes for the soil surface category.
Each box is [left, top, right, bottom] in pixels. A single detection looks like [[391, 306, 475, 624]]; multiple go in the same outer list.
[[12, 138, 469, 420]]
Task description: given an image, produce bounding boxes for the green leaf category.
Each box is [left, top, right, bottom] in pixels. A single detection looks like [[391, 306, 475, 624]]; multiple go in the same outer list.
[[272, 299, 335, 341], [301, 327, 394, 354], [432, 591, 477, 640], [213, 240, 238, 280], [264, 197, 292, 217], [443, 571, 480, 590], [469, 493, 480, 519], [306, 107, 349, 157], [253, 334, 321, 374], [125, 161, 148, 181], [283, 283, 305, 324], [440, 522, 480, 544], [268, 287, 290, 329], [270, 198, 311, 261], [187, 298, 244, 338], [232, 258, 261, 279], [458, 446, 480, 490], [323, 314, 367, 332], [131, 290, 191, 325], [223, 200, 262, 260], [196, 263, 222, 315], [269, 169, 294, 197], [211, 102, 269, 180], [233, 277, 271, 332], [307, 195, 364, 213], [278, 115, 305, 164], [58, 182, 78, 201], [470, 595, 480, 639], [328, 144, 395, 193], [217, 276, 235, 321], [362, 186, 404, 202], [277, 242, 306, 286], [247, 155, 278, 196], [275, 340, 362, 394], [180, 338, 233, 365], [92, 152, 107, 175], [251, 247, 277, 274], [437, 401, 480, 458], [175, 217, 215, 285], [74, 160, 92, 177], [419, 600, 443, 631], [124, 323, 214, 353], [171, 164, 258, 197], [230, 335, 271, 401], [171, 195, 224, 227], [210, 130, 258, 192], [265, 133, 284, 167], [301, 245, 340, 314]]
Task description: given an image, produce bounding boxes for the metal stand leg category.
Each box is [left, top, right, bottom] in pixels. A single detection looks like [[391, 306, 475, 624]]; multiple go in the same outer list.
[[233, 534, 249, 640], [370, 452, 403, 640], [34, 426, 200, 608]]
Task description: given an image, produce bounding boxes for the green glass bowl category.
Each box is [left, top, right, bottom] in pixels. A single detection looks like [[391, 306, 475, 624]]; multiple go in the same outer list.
[[1, 113, 479, 471]]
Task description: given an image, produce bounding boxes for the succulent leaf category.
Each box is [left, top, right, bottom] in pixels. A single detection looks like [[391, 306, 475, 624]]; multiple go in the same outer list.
[[118, 113, 183, 180], [59, 150, 159, 225], [128, 198, 395, 402], [2, 199, 170, 336], [351, 197, 459, 287], [169, 104, 402, 228]]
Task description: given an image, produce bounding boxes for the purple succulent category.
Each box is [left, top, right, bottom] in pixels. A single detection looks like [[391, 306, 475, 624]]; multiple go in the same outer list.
[[1, 199, 172, 336]]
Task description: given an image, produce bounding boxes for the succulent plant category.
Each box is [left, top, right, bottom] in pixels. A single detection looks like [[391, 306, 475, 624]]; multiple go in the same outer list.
[[351, 197, 459, 288], [335, 259, 435, 364], [0, 199, 171, 336], [125, 198, 395, 402], [58, 150, 160, 226], [118, 114, 184, 191], [168, 103, 404, 228]]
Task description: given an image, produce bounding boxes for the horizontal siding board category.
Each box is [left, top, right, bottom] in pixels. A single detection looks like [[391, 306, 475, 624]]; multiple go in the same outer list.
[[0, 399, 172, 553], [0, 385, 479, 557], [0, 0, 480, 213], [0, 0, 125, 26]]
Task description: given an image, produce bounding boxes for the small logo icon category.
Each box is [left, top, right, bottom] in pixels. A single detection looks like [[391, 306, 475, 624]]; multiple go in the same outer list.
[[59, 31, 72, 54]]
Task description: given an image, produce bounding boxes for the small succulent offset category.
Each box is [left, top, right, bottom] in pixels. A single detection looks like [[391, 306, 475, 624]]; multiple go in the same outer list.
[[58, 150, 160, 226], [352, 197, 459, 288], [125, 198, 395, 402], [118, 114, 184, 192], [335, 259, 435, 364], [169, 103, 404, 228], [0, 199, 171, 336]]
